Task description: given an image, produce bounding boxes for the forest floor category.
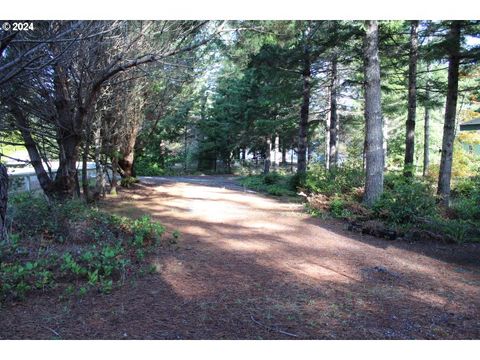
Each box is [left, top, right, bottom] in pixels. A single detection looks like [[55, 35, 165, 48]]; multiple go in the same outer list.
[[1, 175, 480, 339]]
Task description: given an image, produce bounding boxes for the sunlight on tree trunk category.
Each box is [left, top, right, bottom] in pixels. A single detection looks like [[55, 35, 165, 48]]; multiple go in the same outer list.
[[363, 20, 384, 206]]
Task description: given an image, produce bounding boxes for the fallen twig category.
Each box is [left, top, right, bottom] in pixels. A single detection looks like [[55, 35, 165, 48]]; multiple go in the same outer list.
[[250, 315, 299, 338], [41, 325, 60, 337]]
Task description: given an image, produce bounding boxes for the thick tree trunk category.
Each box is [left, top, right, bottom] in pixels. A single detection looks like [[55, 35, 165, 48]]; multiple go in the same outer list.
[[423, 68, 431, 177], [363, 20, 384, 206], [404, 20, 419, 177], [264, 137, 271, 174], [281, 145, 286, 165], [0, 163, 8, 242], [118, 122, 140, 178], [329, 57, 339, 170], [52, 133, 82, 200], [438, 21, 462, 205], [118, 151, 135, 178], [297, 45, 311, 174], [51, 64, 87, 200]]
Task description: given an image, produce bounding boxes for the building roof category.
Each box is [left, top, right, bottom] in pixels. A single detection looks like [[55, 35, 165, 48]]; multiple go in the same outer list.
[[460, 118, 480, 131]]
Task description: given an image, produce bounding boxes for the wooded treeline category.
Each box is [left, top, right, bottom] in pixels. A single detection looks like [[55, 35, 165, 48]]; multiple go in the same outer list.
[[1, 20, 479, 225]]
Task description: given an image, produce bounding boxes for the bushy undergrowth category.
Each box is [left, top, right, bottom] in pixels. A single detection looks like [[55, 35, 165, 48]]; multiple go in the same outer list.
[[303, 165, 480, 243], [305, 163, 364, 197], [239, 172, 297, 197], [134, 160, 166, 176], [0, 193, 169, 303], [373, 173, 438, 224]]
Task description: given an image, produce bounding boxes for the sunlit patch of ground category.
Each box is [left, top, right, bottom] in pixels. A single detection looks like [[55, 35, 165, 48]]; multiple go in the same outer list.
[[2, 176, 478, 339]]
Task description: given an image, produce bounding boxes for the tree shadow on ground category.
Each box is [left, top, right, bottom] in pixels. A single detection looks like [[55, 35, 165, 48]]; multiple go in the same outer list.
[[2, 176, 478, 339]]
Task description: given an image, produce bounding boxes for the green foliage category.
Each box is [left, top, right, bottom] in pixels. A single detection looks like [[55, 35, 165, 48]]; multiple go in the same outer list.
[[239, 173, 297, 197], [289, 172, 306, 191], [131, 216, 166, 247], [450, 176, 480, 221], [134, 159, 166, 176], [329, 197, 346, 218], [373, 174, 438, 224], [263, 172, 281, 185], [305, 163, 364, 197], [1, 195, 170, 303]]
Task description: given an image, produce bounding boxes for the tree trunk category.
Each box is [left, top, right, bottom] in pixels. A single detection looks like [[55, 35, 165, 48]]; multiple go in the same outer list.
[[52, 133, 82, 200], [82, 121, 91, 200], [325, 87, 331, 170], [297, 43, 311, 174], [184, 125, 188, 172], [110, 155, 118, 195], [118, 120, 140, 178], [10, 105, 53, 195], [0, 163, 8, 242], [274, 134, 280, 167], [290, 148, 294, 172], [94, 123, 106, 198], [383, 117, 389, 170], [423, 66, 431, 177], [404, 20, 419, 177], [51, 64, 84, 200], [438, 21, 462, 206], [363, 20, 384, 206], [264, 137, 271, 174], [329, 57, 339, 170], [281, 145, 286, 165]]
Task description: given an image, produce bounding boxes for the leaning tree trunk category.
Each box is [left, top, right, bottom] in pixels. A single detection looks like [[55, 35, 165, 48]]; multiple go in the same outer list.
[[404, 20, 419, 177], [10, 105, 53, 195], [329, 57, 339, 170], [297, 44, 311, 174], [0, 163, 8, 242], [438, 21, 462, 206], [363, 20, 384, 206]]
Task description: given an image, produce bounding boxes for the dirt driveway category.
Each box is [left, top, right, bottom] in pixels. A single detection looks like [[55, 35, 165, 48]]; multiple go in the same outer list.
[[1, 175, 479, 339]]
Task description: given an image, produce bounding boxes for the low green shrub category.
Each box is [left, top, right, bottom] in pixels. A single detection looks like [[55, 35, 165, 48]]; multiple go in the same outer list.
[[264, 172, 281, 185], [1, 195, 170, 303], [373, 177, 437, 224], [239, 173, 296, 197], [305, 163, 364, 197], [134, 159, 166, 176], [289, 172, 306, 191]]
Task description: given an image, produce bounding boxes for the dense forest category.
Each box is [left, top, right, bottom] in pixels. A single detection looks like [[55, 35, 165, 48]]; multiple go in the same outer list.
[[1, 20, 480, 229], [0, 20, 480, 339]]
